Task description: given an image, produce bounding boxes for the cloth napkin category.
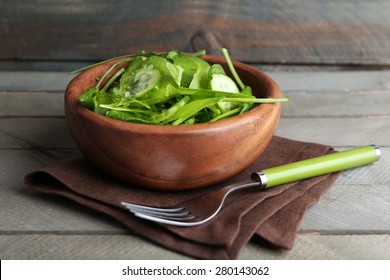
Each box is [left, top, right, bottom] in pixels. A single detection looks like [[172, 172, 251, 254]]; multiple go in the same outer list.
[[24, 136, 339, 259]]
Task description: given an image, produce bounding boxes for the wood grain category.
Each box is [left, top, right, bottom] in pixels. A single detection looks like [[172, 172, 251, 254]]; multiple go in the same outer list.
[[1, 234, 389, 259], [2, 0, 390, 66]]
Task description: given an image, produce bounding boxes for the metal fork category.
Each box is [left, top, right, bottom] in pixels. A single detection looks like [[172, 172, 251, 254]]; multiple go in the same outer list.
[[121, 145, 381, 226]]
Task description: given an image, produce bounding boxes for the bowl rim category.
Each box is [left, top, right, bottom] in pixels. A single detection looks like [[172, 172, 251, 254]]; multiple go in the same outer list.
[[66, 54, 282, 135]]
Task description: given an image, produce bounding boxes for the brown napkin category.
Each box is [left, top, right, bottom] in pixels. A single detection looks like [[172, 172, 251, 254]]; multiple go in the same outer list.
[[24, 136, 339, 259]]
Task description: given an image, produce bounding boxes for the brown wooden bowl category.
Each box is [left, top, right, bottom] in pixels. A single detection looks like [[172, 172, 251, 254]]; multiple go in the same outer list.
[[65, 55, 282, 191]]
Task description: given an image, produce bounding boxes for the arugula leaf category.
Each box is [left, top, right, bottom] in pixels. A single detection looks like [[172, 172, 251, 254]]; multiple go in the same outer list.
[[77, 48, 288, 125]]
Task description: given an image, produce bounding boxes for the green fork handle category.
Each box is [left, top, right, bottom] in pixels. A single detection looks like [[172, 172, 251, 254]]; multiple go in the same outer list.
[[251, 145, 381, 189]]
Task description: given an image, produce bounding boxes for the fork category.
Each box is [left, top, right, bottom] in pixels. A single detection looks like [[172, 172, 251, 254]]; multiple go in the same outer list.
[[121, 145, 381, 226]]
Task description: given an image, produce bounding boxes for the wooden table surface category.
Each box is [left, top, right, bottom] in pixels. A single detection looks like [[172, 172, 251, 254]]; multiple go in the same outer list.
[[1, 0, 390, 260], [0, 68, 389, 260]]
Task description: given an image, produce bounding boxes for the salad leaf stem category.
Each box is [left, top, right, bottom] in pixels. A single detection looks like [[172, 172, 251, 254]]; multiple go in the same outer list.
[[96, 60, 128, 90], [223, 96, 289, 104], [99, 104, 156, 115], [69, 51, 155, 74], [222, 48, 245, 90], [101, 67, 125, 92], [210, 107, 241, 122], [191, 50, 206, 57]]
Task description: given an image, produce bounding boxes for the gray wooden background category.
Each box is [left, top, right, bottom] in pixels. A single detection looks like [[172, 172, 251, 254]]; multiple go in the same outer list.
[[2, 0, 390, 69]]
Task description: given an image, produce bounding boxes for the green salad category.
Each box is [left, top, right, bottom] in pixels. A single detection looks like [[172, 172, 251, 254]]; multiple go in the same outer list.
[[74, 48, 288, 125]]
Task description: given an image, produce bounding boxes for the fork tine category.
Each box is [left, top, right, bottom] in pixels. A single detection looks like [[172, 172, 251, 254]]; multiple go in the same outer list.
[[121, 200, 217, 226], [136, 212, 197, 221], [134, 211, 198, 223], [121, 201, 183, 213], [132, 208, 194, 218], [121, 202, 197, 221], [121, 201, 195, 218]]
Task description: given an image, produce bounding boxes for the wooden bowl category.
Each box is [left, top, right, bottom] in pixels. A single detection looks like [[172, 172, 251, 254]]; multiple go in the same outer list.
[[65, 55, 282, 191]]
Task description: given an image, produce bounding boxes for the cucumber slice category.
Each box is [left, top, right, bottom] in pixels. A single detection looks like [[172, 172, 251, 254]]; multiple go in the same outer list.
[[127, 68, 161, 97], [209, 73, 240, 93], [209, 73, 239, 112]]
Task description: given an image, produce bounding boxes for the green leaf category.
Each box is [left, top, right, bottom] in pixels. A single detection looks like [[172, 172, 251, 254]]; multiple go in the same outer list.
[[188, 65, 210, 89], [172, 53, 210, 87], [167, 97, 222, 125], [79, 88, 98, 110], [106, 110, 158, 125], [93, 91, 113, 115], [149, 95, 190, 123], [165, 62, 183, 86]]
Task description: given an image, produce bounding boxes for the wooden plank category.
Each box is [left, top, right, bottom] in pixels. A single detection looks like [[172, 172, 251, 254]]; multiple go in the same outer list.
[[0, 72, 76, 91], [0, 234, 188, 260], [3, 70, 390, 92], [0, 118, 76, 149], [0, 91, 64, 117], [302, 184, 390, 232], [2, 1, 390, 65], [267, 71, 390, 92], [1, 234, 389, 259], [281, 90, 390, 117], [0, 60, 92, 72], [243, 234, 390, 260], [276, 117, 390, 147]]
